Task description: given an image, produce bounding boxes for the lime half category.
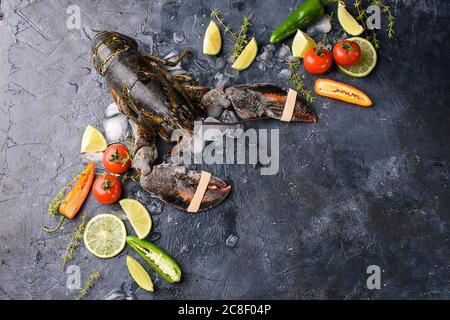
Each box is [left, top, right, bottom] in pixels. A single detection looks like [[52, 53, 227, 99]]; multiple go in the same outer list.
[[337, 1, 364, 36], [337, 37, 377, 78], [84, 214, 127, 258], [126, 256, 154, 292], [203, 20, 222, 55], [232, 37, 258, 71], [119, 199, 152, 239], [292, 29, 317, 58]]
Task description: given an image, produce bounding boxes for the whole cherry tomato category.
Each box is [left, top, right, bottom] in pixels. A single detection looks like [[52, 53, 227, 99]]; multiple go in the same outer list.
[[102, 143, 132, 174], [92, 174, 122, 204], [333, 40, 361, 67], [303, 47, 333, 75]]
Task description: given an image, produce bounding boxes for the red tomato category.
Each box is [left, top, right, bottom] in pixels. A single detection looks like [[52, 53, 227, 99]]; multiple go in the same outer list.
[[304, 47, 333, 75], [333, 40, 361, 67], [92, 174, 122, 204], [103, 144, 132, 174]]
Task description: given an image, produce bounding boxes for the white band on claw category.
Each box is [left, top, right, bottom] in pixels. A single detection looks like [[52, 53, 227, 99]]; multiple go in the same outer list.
[[187, 171, 212, 213], [280, 89, 297, 122]]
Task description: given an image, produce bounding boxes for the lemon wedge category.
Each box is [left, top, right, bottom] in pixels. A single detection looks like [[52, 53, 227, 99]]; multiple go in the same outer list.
[[203, 20, 222, 55], [231, 37, 258, 71], [292, 30, 317, 58], [337, 1, 364, 36], [126, 256, 154, 292], [119, 199, 152, 239], [80, 125, 107, 153]]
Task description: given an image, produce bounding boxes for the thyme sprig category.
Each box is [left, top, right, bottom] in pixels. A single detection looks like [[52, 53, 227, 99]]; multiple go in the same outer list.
[[211, 9, 253, 61], [94, 170, 140, 183], [354, 0, 395, 48], [44, 173, 81, 233], [211, 9, 233, 37], [47, 174, 79, 217], [353, 0, 380, 49], [119, 172, 140, 183], [373, 0, 395, 39], [75, 269, 102, 300], [288, 61, 315, 104], [48, 187, 67, 218], [231, 14, 253, 60], [62, 214, 88, 270]]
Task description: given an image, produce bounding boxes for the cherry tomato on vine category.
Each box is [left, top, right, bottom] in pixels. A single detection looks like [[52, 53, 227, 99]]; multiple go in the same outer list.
[[92, 174, 122, 204], [303, 47, 333, 75], [102, 143, 132, 174], [333, 40, 361, 67]]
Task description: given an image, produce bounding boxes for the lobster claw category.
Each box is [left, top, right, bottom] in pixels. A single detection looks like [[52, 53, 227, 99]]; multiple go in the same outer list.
[[202, 83, 317, 123], [139, 163, 231, 212]]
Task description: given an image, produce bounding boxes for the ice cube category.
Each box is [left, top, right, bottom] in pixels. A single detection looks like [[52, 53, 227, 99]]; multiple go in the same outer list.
[[277, 44, 291, 61], [225, 234, 239, 248], [306, 15, 332, 37], [102, 114, 129, 142], [132, 187, 165, 214], [278, 68, 292, 80], [105, 103, 121, 118], [173, 31, 185, 43], [220, 110, 243, 138]]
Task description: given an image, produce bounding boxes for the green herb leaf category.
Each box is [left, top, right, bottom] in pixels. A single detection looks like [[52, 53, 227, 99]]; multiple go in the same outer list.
[[211, 9, 253, 61], [288, 61, 315, 104], [75, 268, 102, 300], [62, 214, 89, 270]]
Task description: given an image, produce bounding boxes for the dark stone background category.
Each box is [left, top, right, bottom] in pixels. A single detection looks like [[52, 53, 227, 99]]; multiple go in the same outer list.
[[0, 0, 449, 299]]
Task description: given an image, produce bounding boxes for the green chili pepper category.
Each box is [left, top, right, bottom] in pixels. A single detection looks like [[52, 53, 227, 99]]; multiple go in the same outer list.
[[270, 0, 335, 44], [126, 236, 182, 283]]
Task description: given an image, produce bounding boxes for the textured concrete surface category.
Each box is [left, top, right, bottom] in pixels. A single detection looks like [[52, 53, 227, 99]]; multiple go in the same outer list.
[[0, 0, 449, 299]]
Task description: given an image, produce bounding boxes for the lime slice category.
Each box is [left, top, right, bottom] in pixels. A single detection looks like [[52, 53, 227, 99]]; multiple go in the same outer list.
[[119, 199, 152, 239], [126, 256, 154, 292], [232, 37, 258, 71], [337, 1, 364, 36], [83, 214, 127, 258], [80, 125, 107, 153], [337, 37, 377, 78], [203, 20, 222, 55], [292, 30, 317, 58]]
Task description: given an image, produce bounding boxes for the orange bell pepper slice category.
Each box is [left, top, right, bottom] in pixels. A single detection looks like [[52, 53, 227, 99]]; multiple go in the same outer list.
[[59, 162, 95, 219], [314, 79, 372, 107]]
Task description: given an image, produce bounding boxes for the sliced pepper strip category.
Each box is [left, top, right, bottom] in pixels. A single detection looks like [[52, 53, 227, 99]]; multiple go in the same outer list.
[[59, 162, 95, 219], [127, 236, 182, 284], [314, 78, 372, 107]]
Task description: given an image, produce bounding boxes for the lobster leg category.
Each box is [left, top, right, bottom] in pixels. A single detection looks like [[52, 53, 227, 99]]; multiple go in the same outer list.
[[174, 84, 209, 107], [144, 50, 192, 67], [132, 124, 158, 177], [171, 74, 195, 83], [111, 89, 140, 124]]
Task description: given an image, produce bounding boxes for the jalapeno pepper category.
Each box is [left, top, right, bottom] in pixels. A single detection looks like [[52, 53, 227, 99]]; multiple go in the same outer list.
[[127, 236, 182, 283], [270, 0, 335, 44]]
